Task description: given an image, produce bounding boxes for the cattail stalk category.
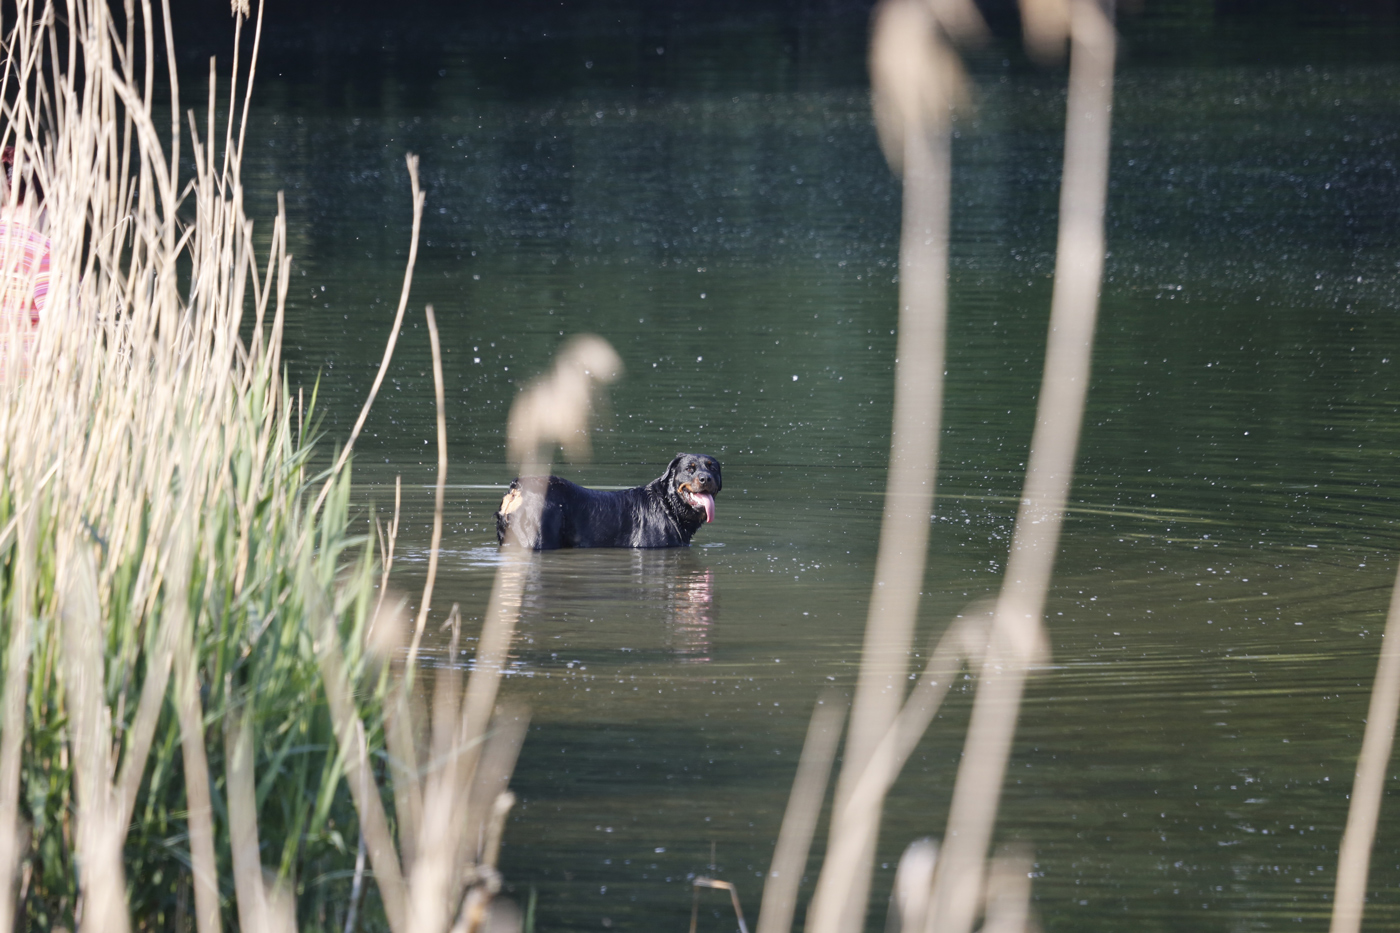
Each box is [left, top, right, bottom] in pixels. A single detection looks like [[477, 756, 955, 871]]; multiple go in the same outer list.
[[811, 0, 979, 927], [406, 304, 449, 670], [757, 694, 845, 933], [1329, 562, 1400, 933], [924, 2, 1115, 930]]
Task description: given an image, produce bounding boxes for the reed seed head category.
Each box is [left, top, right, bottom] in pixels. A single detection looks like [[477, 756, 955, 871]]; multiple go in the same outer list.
[[869, 0, 985, 175]]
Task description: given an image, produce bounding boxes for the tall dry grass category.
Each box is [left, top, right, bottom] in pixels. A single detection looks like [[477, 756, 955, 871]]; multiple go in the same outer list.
[[0, 0, 389, 922], [0, 0, 562, 929]]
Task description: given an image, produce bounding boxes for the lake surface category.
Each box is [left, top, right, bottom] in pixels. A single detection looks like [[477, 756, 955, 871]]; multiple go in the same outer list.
[[220, 3, 1400, 929]]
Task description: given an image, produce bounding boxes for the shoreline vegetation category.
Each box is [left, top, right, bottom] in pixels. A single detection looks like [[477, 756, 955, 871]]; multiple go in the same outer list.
[[1, 0, 1398, 930], [0, 0, 569, 928]]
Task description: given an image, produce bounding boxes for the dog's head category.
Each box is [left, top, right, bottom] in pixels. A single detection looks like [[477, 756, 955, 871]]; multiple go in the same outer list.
[[665, 453, 723, 524]]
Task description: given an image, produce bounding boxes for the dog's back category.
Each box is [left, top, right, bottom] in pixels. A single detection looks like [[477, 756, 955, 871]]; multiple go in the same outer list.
[[496, 454, 719, 549], [495, 476, 687, 549]]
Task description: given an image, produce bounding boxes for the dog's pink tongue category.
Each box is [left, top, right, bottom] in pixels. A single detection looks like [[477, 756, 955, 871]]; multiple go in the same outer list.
[[696, 492, 715, 523]]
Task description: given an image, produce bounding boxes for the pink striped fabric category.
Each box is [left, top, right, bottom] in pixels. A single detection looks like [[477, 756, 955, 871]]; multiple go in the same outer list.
[[0, 220, 50, 379], [0, 220, 49, 321]]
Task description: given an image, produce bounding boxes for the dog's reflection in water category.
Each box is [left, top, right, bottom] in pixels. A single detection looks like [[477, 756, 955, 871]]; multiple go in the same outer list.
[[657, 559, 714, 663], [517, 549, 716, 662]]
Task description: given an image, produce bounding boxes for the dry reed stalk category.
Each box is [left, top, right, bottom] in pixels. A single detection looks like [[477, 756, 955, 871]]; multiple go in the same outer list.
[[221, 704, 300, 933], [372, 476, 405, 643], [226, 706, 273, 933], [317, 593, 411, 932], [115, 515, 194, 828], [692, 878, 751, 933], [855, 620, 981, 791], [59, 544, 130, 933], [462, 705, 531, 880], [978, 848, 1035, 933], [407, 303, 449, 670], [0, 505, 36, 933], [367, 333, 615, 929], [410, 605, 473, 933], [756, 694, 845, 933], [785, 0, 1111, 928], [380, 306, 449, 889], [385, 678, 426, 874], [504, 335, 622, 480], [441, 337, 620, 923], [312, 155, 425, 518], [450, 790, 520, 933], [440, 336, 619, 925], [808, 612, 989, 932], [385, 681, 426, 874], [809, 1, 982, 929], [923, 2, 1115, 931], [888, 838, 938, 933], [376, 488, 425, 876], [481, 792, 515, 876], [319, 334, 617, 933], [402, 336, 486, 930], [1328, 561, 1400, 933], [175, 609, 222, 933], [1020, 0, 1071, 63]]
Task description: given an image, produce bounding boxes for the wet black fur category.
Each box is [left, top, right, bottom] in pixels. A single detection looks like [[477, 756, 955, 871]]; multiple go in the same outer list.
[[495, 453, 722, 549]]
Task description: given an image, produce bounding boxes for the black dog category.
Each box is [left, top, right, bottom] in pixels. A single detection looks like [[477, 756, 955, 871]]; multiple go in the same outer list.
[[495, 453, 722, 549]]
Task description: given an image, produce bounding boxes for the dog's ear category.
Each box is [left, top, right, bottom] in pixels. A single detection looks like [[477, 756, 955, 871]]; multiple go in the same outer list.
[[666, 453, 686, 476]]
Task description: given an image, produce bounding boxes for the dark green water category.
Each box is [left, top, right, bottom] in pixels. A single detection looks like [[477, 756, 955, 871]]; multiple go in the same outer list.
[[226, 4, 1400, 930]]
